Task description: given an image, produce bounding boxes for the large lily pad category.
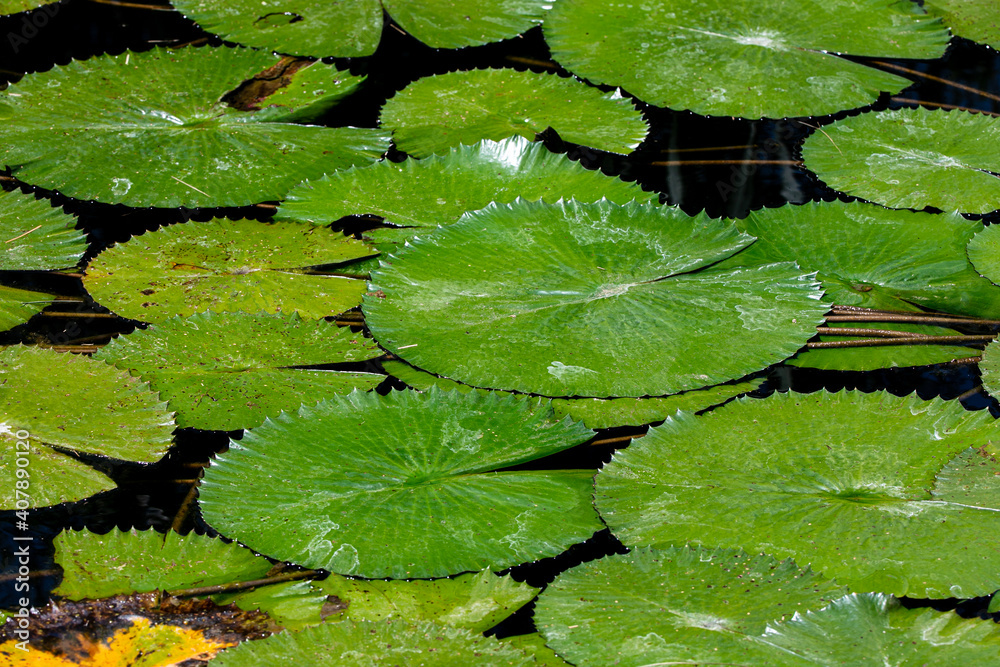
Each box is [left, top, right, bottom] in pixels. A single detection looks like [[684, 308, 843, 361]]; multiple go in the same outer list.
[[200, 388, 601, 578], [365, 199, 827, 398], [801, 108, 1000, 213], [380, 69, 648, 157], [0, 283, 52, 333], [211, 619, 538, 666], [84, 219, 373, 323], [53, 528, 273, 600], [0, 46, 389, 207], [535, 546, 844, 667], [596, 390, 1000, 598], [172, 0, 550, 57], [924, 0, 1000, 49], [94, 312, 383, 431], [0, 346, 174, 508], [757, 593, 1000, 664], [543, 0, 948, 118], [0, 190, 84, 271]]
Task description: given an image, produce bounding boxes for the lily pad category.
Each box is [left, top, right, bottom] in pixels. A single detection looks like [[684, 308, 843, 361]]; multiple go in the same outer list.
[[53, 528, 273, 601], [924, 0, 1000, 49], [0, 1, 59, 16], [0, 46, 390, 207], [543, 0, 948, 118], [0, 283, 52, 333], [0, 346, 174, 508], [801, 108, 1000, 213], [94, 312, 383, 431], [84, 219, 374, 323], [384, 359, 764, 428], [210, 619, 538, 666], [0, 190, 84, 271], [596, 390, 1000, 597], [380, 69, 649, 157], [365, 199, 827, 398], [757, 593, 1000, 664], [968, 222, 1000, 286], [534, 546, 844, 667], [216, 581, 328, 631], [172, 0, 551, 57], [502, 634, 571, 667], [200, 388, 602, 578], [980, 339, 1000, 399]]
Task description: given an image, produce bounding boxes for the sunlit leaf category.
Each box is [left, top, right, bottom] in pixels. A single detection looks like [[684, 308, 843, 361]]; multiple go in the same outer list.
[[543, 0, 947, 118], [924, 0, 1000, 49], [94, 312, 383, 431], [0, 283, 52, 333], [380, 69, 649, 157], [0, 1, 57, 16], [200, 388, 601, 578], [84, 219, 373, 323], [214, 581, 328, 631], [53, 528, 273, 601], [0, 46, 389, 207], [596, 390, 1000, 597], [502, 634, 572, 667], [801, 107, 1000, 213], [366, 199, 827, 397], [0, 346, 174, 509], [535, 546, 844, 667], [0, 190, 84, 271]]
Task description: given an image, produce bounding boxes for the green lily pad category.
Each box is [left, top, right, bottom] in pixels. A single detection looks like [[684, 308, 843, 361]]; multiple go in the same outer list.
[[0, 46, 389, 207], [543, 0, 948, 118], [924, 0, 1000, 49], [384, 359, 764, 428], [968, 222, 1000, 286], [535, 546, 845, 667], [0, 0, 55, 16], [0, 284, 52, 333], [216, 581, 328, 631], [0, 190, 84, 271], [757, 593, 1000, 663], [316, 569, 539, 633], [210, 619, 538, 666], [0, 346, 174, 509], [200, 388, 601, 578], [84, 219, 373, 323], [380, 69, 649, 157], [365, 199, 827, 398], [502, 634, 571, 667], [596, 390, 1000, 598], [244, 60, 367, 124], [801, 108, 1000, 213], [94, 312, 383, 431], [172, 0, 550, 57], [53, 528, 273, 601], [981, 339, 1000, 399]]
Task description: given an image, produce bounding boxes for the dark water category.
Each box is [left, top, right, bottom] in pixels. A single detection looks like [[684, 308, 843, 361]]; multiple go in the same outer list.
[[1, 0, 999, 635]]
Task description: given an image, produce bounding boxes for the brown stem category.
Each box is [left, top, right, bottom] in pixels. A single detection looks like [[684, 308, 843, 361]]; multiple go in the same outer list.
[[807, 335, 995, 349], [827, 314, 1000, 326], [87, 0, 174, 9], [956, 385, 984, 401], [830, 305, 975, 318], [890, 97, 1000, 117], [170, 477, 202, 534], [815, 327, 931, 338], [505, 55, 558, 69], [661, 145, 757, 154], [649, 159, 801, 167], [589, 434, 643, 447], [870, 61, 1000, 104], [36, 345, 101, 353], [0, 569, 60, 583], [168, 569, 322, 598], [39, 311, 119, 319]]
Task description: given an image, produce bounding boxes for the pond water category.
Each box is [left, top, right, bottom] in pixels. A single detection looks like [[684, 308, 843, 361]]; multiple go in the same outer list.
[[1, 0, 999, 638]]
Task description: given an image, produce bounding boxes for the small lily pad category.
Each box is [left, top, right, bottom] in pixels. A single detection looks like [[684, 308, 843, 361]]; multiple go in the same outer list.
[[968, 222, 1000, 286], [543, 0, 948, 118], [84, 219, 373, 323], [94, 312, 383, 431], [0, 190, 85, 271], [0, 284, 53, 333], [53, 528, 273, 601], [200, 388, 601, 578], [981, 339, 1000, 399], [380, 69, 649, 157], [0, 346, 174, 509], [596, 390, 1000, 597], [801, 107, 1000, 213], [0, 46, 390, 207], [0, 1, 59, 16]]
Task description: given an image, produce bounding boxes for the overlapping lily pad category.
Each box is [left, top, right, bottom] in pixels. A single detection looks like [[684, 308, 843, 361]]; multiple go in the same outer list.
[[172, 0, 551, 57], [95, 312, 383, 431], [0, 189, 84, 271], [0, 346, 174, 509], [380, 69, 648, 157], [53, 528, 273, 600], [0, 46, 389, 207], [366, 199, 827, 397], [535, 546, 844, 667], [84, 219, 374, 323], [924, 0, 1000, 49], [0, 284, 53, 333], [543, 0, 948, 118], [968, 222, 1000, 286], [200, 388, 601, 578], [981, 339, 1000, 399], [758, 593, 1000, 663], [801, 108, 1000, 213], [211, 619, 538, 666], [596, 390, 1000, 598]]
